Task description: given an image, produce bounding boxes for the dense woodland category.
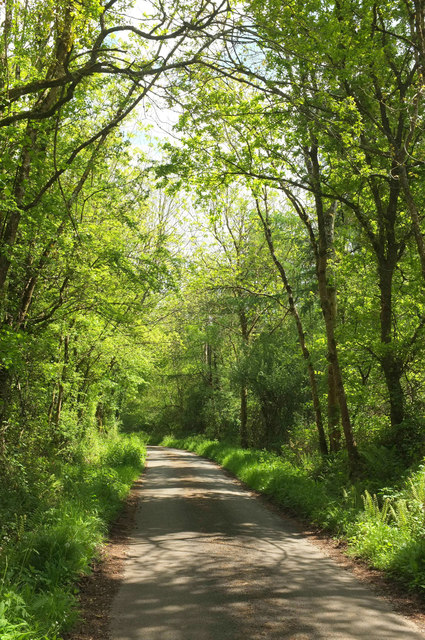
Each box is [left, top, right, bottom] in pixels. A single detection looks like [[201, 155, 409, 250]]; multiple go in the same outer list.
[[2, 0, 425, 637]]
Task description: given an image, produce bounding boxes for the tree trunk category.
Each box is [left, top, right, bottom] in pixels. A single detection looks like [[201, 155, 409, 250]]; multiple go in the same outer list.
[[0, 127, 37, 293], [258, 393, 279, 450], [324, 200, 342, 451], [378, 259, 405, 428], [0, 5, 74, 296], [406, 0, 425, 88], [316, 249, 358, 467], [95, 402, 104, 430], [308, 146, 358, 471], [327, 363, 342, 452], [255, 197, 328, 456], [382, 355, 404, 428], [238, 306, 249, 448], [0, 0, 12, 94], [0, 365, 10, 428], [240, 384, 248, 448]]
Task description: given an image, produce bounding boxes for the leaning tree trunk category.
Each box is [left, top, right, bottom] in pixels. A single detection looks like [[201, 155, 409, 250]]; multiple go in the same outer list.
[[324, 201, 342, 452], [255, 197, 328, 456]]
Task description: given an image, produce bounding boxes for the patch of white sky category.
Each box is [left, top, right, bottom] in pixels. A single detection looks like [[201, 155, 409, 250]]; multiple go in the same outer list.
[[109, 0, 227, 254], [109, 0, 270, 259], [114, 0, 259, 153], [106, 0, 182, 152]]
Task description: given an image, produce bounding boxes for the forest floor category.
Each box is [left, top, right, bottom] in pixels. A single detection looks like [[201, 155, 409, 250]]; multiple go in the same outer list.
[[67, 447, 425, 640]]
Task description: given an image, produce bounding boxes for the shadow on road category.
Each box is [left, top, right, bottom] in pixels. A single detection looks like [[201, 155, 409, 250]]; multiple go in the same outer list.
[[110, 447, 423, 640]]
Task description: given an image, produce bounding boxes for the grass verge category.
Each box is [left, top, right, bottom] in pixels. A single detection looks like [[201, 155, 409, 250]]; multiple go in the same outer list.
[[160, 435, 425, 593], [0, 430, 146, 640]]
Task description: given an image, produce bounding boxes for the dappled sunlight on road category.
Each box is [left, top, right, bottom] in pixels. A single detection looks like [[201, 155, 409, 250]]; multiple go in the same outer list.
[[110, 447, 424, 640]]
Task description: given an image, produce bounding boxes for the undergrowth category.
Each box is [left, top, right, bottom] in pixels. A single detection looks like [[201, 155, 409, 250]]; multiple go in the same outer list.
[[0, 429, 146, 640], [160, 434, 425, 592]]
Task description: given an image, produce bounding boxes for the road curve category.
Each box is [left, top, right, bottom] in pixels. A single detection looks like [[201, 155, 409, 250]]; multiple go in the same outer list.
[[110, 446, 424, 640]]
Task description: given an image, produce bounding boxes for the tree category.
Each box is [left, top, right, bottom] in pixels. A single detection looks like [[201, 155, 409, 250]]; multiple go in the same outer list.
[[155, 0, 425, 465], [0, 0, 232, 441]]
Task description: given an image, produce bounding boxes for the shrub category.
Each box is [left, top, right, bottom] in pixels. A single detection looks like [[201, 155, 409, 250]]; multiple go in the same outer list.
[[0, 431, 146, 640]]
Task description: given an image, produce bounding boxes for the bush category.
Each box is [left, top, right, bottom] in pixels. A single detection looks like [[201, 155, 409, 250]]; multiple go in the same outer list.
[[0, 430, 146, 640], [102, 434, 146, 467]]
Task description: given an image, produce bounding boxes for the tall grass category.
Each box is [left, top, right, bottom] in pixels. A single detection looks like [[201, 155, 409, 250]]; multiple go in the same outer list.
[[0, 430, 146, 640], [161, 435, 425, 591]]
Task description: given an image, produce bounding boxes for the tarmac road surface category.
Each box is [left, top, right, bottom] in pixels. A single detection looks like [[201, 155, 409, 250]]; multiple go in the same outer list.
[[110, 446, 424, 640]]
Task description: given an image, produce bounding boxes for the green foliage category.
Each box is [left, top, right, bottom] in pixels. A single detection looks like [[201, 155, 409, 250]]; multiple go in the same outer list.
[[348, 463, 425, 588], [102, 434, 147, 468], [238, 329, 311, 448], [0, 431, 146, 640], [162, 435, 425, 591], [3, 0, 425, 625]]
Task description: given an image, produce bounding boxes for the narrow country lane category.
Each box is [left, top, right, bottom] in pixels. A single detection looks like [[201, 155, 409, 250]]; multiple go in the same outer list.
[[109, 447, 424, 640]]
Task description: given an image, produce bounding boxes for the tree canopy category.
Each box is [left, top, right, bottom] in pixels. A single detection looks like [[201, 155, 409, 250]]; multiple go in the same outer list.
[[2, 0, 425, 476]]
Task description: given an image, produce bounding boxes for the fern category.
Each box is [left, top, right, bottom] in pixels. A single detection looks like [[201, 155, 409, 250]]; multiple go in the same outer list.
[[390, 499, 409, 529], [362, 490, 391, 524], [407, 470, 425, 505]]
